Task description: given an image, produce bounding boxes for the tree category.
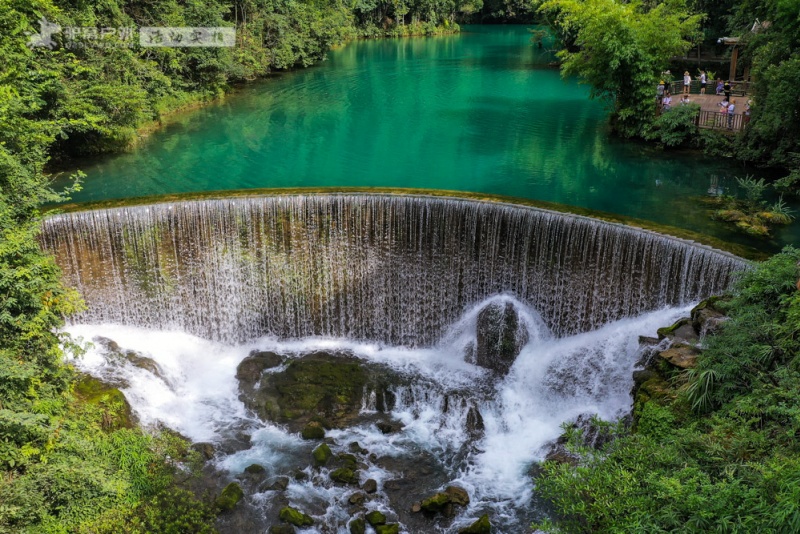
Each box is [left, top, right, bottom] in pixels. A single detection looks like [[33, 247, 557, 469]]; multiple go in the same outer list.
[[540, 0, 702, 137]]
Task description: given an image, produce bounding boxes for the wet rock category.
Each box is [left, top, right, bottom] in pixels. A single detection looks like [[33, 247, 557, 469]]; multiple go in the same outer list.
[[244, 463, 266, 475], [93, 337, 166, 383], [349, 492, 366, 505], [279, 506, 314, 527], [338, 453, 359, 470], [366, 510, 387, 526], [265, 476, 289, 491], [638, 335, 661, 347], [241, 464, 267, 485], [268, 526, 295, 534], [659, 344, 700, 369], [330, 468, 359, 485], [411, 502, 422, 513], [466, 406, 484, 439], [74, 374, 134, 430], [236, 350, 283, 383], [375, 524, 400, 534], [420, 486, 470, 517], [475, 301, 529, 376], [215, 482, 244, 512], [459, 514, 491, 533], [349, 441, 369, 455], [691, 298, 728, 336], [544, 448, 578, 466], [301, 422, 326, 440], [349, 517, 366, 534], [313, 443, 333, 466], [294, 470, 308, 481], [237, 351, 401, 432], [363, 478, 378, 494], [445, 486, 470, 506], [657, 318, 699, 345], [376, 421, 400, 434], [192, 442, 215, 461]]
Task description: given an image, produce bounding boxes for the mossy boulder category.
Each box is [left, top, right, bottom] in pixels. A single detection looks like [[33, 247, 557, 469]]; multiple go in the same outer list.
[[215, 482, 244, 512], [330, 467, 359, 485], [338, 453, 359, 470], [74, 374, 134, 430], [301, 421, 326, 440], [420, 486, 471, 517], [349, 517, 366, 534], [459, 514, 491, 533], [237, 351, 399, 432], [375, 524, 400, 534], [279, 506, 314, 527], [313, 443, 333, 466], [365, 510, 387, 526]]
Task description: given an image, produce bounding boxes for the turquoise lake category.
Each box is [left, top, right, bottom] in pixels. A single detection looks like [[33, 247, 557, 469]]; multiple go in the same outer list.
[[59, 25, 799, 252]]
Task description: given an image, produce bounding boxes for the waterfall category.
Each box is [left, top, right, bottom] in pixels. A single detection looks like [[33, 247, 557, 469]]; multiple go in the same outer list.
[[41, 194, 748, 345]]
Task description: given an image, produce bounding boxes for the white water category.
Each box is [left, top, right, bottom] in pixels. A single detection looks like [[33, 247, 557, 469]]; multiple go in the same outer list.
[[65, 297, 691, 532]]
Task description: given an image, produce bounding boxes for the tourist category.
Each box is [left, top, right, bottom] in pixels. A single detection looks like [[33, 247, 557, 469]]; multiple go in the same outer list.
[[727, 99, 736, 129], [700, 70, 707, 94], [680, 94, 691, 105], [662, 91, 672, 111], [657, 80, 665, 106], [683, 71, 691, 95], [723, 80, 732, 100], [716, 79, 724, 95], [744, 99, 752, 124], [718, 99, 729, 127]]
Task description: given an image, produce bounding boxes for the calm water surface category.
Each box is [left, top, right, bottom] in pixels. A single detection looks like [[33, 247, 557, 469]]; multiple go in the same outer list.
[[61, 25, 798, 251]]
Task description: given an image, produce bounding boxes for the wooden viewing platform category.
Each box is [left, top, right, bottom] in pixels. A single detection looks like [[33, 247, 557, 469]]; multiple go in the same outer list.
[[660, 80, 751, 132]]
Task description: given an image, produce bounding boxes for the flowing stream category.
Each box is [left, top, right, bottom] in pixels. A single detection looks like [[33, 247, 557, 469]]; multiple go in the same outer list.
[[66, 298, 690, 533]]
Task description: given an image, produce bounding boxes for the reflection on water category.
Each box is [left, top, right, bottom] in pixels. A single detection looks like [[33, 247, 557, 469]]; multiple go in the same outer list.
[[57, 25, 798, 252]]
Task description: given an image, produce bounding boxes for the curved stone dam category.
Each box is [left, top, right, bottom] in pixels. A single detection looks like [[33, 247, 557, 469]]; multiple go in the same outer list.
[[42, 194, 745, 344], [42, 193, 749, 533]]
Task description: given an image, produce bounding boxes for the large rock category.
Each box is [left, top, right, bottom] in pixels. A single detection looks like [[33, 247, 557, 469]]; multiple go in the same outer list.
[[420, 486, 470, 518], [691, 298, 728, 336], [93, 336, 167, 384], [459, 514, 492, 533], [279, 506, 314, 527], [215, 482, 244, 512], [475, 302, 528, 375], [237, 351, 400, 432], [73, 374, 134, 430], [236, 350, 283, 383], [659, 344, 701, 369]]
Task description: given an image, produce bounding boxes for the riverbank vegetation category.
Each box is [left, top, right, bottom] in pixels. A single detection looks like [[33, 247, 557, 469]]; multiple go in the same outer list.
[[534, 247, 800, 532], [541, 0, 800, 190]]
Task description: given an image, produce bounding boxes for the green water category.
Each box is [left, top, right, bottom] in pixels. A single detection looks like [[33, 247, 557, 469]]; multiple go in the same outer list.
[[60, 25, 798, 252]]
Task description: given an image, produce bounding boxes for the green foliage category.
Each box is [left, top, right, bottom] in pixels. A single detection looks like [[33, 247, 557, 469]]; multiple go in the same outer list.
[[536, 247, 800, 533], [540, 0, 701, 138], [645, 103, 702, 147]]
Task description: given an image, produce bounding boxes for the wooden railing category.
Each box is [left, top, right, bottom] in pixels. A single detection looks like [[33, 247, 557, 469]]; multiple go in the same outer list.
[[696, 110, 747, 132]]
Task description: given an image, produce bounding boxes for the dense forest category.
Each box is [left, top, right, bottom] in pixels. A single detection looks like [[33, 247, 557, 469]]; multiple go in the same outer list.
[[1, 0, 799, 532]]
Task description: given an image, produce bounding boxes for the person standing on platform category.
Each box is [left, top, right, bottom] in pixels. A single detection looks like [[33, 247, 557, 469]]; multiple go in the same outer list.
[[683, 71, 691, 95], [700, 70, 707, 94]]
